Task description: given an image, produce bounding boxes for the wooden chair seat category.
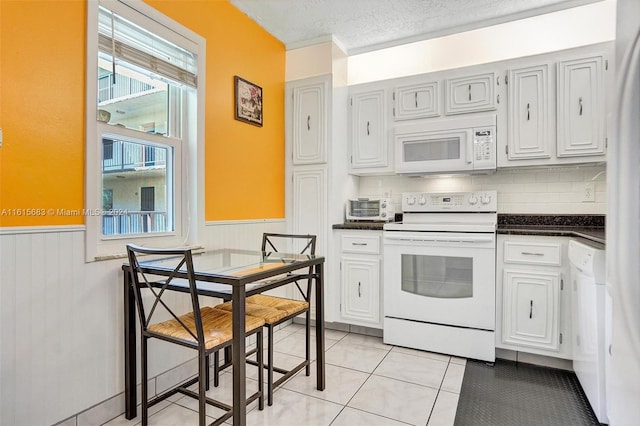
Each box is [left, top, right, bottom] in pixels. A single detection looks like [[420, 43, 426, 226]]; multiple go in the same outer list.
[[214, 302, 289, 324], [213, 233, 317, 407], [148, 306, 265, 350], [245, 294, 309, 317]]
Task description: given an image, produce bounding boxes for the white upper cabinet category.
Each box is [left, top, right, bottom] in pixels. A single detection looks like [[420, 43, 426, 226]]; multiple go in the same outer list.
[[349, 87, 391, 173], [393, 81, 440, 121], [445, 72, 497, 115], [498, 42, 611, 167], [292, 79, 328, 165], [507, 63, 554, 160], [556, 55, 606, 158]]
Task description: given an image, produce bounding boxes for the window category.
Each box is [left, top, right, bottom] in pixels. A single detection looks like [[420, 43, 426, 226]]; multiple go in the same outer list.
[[86, 0, 204, 261]]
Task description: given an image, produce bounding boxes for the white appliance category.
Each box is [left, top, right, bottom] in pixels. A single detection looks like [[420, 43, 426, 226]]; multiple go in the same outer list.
[[345, 198, 394, 222], [609, 1, 640, 423], [383, 191, 497, 362], [568, 239, 607, 423], [394, 115, 497, 175]]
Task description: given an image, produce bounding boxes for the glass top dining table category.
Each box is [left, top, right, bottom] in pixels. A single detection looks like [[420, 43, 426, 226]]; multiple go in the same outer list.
[[122, 248, 326, 425]]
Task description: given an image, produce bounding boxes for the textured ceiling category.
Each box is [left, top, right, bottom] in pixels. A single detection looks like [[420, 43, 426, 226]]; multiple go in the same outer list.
[[229, 0, 602, 54]]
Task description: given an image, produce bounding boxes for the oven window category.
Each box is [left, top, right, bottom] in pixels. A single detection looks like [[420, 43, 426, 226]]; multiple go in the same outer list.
[[401, 254, 472, 298]]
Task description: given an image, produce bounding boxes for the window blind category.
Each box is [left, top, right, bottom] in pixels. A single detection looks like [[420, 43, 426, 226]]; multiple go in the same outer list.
[[98, 6, 197, 88]]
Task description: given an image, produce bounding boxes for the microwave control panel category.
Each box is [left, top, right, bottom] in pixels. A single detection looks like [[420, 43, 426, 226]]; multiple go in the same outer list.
[[474, 127, 494, 161]]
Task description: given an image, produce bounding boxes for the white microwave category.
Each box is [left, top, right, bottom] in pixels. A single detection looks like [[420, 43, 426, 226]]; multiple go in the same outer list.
[[394, 115, 497, 175]]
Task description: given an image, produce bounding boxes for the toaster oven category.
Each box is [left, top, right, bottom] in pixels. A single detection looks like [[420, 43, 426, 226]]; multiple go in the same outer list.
[[346, 198, 394, 222]]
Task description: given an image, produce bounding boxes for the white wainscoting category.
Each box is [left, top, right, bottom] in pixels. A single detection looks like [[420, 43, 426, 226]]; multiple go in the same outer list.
[[0, 219, 286, 426]]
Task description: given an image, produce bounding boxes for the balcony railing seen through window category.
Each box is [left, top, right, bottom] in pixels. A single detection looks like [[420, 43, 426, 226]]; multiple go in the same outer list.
[[102, 139, 167, 172], [101, 136, 173, 237]]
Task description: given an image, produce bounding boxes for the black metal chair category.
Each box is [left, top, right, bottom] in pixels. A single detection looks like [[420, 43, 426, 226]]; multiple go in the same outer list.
[[126, 244, 265, 426], [214, 233, 316, 406]]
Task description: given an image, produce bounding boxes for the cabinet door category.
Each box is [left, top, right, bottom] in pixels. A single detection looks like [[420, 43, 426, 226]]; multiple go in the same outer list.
[[557, 55, 605, 157], [292, 168, 326, 255], [341, 257, 380, 325], [350, 89, 388, 169], [507, 64, 553, 160], [502, 269, 561, 351], [292, 81, 328, 164], [393, 82, 439, 121], [445, 72, 497, 115], [291, 168, 327, 319]]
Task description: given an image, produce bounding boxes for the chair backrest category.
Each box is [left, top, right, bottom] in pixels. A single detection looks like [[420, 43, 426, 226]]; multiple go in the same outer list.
[[261, 233, 316, 256], [261, 234, 316, 300], [126, 244, 204, 347]]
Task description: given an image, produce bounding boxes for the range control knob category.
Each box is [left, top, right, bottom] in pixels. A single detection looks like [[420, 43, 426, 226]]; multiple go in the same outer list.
[[407, 196, 416, 205], [481, 194, 492, 205], [381, 201, 387, 208], [419, 196, 427, 205], [468, 195, 478, 205]]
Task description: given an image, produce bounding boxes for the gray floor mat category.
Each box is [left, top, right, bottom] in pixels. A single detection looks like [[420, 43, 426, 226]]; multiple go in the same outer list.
[[454, 359, 601, 426]]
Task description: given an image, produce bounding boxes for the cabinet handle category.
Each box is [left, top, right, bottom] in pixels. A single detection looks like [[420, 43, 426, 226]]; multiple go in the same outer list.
[[358, 282, 361, 297], [468, 84, 472, 101], [521, 251, 544, 256], [579, 97, 583, 116], [366, 121, 370, 136], [352, 242, 368, 246], [527, 103, 530, 121], [415, 92, 418, 108], [307, 115, 310, 130], [529, 300, 533, 319]]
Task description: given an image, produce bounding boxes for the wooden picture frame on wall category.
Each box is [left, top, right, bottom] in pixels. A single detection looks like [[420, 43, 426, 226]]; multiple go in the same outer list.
[[234, 76, 263, 127]]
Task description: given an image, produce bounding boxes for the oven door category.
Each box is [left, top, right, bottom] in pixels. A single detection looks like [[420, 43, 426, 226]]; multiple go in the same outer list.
[[383, 231, 496, 330]]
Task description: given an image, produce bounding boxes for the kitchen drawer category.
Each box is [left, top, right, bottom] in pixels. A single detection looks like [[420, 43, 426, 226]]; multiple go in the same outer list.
[[341, 235, 380, 254], [503, 241, 562, 266]]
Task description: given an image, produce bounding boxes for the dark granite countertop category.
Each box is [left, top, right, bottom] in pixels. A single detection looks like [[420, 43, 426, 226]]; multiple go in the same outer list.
[[497, 214, 605, 245], [332, 221, 386, 231], [333, 214, 606, 245]]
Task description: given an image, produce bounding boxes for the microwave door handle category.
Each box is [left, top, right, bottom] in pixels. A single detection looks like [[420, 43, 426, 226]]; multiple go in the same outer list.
[[465, 131, 473, 164]]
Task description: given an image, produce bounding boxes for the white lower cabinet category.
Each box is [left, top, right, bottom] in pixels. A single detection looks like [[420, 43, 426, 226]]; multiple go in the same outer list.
[[335, 230, 383, 328], [496, 235, 572, 359]]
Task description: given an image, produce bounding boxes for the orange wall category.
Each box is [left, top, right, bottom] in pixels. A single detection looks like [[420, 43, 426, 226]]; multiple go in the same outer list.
[[145, 0, 285, 221], [0, 0, 86, 227], [0, 0, 285, 226]]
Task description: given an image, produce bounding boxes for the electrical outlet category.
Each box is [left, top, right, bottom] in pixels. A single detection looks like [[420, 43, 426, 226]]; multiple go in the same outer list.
[[582, 182, 595, 202]]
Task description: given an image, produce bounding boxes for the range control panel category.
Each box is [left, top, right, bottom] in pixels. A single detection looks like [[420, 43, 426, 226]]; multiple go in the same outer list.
[[402, 190, 497, 213]]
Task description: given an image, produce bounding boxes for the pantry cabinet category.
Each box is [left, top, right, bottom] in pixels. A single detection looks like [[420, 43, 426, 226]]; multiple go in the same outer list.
[[335, 231, 383, 328], [286, 73, 354, 323], [496, 235, 572, 359]]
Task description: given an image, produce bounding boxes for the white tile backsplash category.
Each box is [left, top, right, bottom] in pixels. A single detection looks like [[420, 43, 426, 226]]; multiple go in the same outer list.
[[359, 164, 606, 215]]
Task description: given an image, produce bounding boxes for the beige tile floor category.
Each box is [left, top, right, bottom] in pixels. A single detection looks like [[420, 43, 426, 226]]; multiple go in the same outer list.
[[104, 323, 466, 426]]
